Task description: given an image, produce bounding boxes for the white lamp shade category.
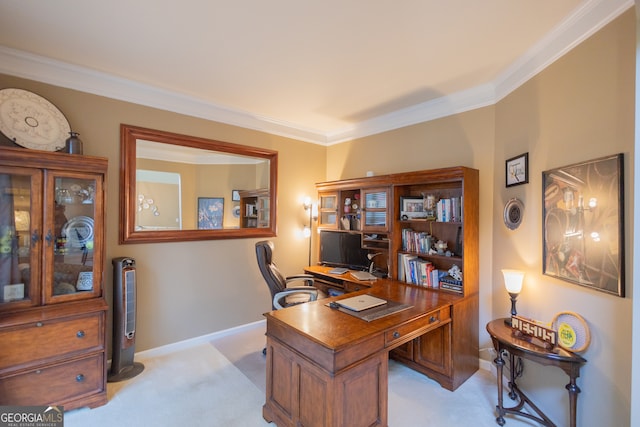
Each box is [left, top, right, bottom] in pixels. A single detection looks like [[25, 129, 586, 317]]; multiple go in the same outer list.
[[502, 269, 524, 294]]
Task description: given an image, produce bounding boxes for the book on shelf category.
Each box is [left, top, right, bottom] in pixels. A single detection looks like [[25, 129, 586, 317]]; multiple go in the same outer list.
[[398, 252, 448, 288], [436, 196, 462, 222], [439, 274, 463, 293], [401, 228, 432, 254]]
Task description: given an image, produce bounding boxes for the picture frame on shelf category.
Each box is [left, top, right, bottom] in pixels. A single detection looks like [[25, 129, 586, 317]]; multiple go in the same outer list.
[[506, 153, 529, 187], [400, 196, 427, 220], [542, 153, 624, 297], [197, 197, 224, 229]]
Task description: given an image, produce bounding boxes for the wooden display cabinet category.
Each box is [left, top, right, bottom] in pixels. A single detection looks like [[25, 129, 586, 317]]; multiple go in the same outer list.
[[0, 146, 108, 410]]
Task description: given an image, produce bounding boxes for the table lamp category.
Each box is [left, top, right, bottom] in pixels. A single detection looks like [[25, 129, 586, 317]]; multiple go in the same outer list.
[[502, 269, 524, 326]]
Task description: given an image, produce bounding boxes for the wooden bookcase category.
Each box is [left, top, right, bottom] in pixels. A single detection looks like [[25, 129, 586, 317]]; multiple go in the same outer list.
[[239, 189, 270, 228], [315, 166, 479, 390]]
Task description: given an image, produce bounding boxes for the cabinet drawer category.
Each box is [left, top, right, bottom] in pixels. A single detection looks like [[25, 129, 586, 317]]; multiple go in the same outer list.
[[0, 354, 104, 406], [0, 313, 104, 370], [385, 307, 450, 349]]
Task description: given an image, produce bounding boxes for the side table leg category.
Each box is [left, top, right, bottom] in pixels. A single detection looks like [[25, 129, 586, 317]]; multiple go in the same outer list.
[[566, 378, 581, 427], [494, 352, 506, 426]]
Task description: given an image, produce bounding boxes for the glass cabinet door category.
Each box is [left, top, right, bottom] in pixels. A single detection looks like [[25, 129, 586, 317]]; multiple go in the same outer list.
[[44, 172, 103, 304], [318, 192, 338, 228], [362, 188, 389, 231], [0, 167, 42, 310]]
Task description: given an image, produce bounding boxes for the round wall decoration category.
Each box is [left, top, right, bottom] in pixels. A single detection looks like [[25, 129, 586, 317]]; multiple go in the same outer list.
[[552, 311, 591, 353], [503, 198, 524, 230], [0, 88, 71, 151]]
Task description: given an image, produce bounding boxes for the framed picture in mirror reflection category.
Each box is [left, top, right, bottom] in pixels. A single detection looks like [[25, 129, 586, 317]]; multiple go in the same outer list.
[[198, 197, 224, 229]]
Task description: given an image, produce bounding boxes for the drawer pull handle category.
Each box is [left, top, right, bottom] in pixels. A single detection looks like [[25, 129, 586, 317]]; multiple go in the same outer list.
[[76, 374, 85, 382], [36, 322, 43, 327], [354, 286, 360, 291], [35, 370, 42, 374], [429, 316, 438, 323], [393, 331, 400, 339], [76, 330, 85, 338]]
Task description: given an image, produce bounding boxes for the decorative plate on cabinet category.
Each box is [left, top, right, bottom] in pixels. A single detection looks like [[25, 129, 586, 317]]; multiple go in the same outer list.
[[62, 216, 94, 248], [0, 88, 71, 151]]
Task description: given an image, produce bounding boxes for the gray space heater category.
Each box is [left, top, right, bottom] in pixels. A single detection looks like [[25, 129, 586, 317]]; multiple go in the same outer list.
[[108, 257, 144, 382]]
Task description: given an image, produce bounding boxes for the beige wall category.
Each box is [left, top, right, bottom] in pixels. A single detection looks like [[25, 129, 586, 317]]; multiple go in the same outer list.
[[493, 10, 634, 426], [0, 72, 327, 352], [327, 10, 635, 427], [0, 8, 634, 426]]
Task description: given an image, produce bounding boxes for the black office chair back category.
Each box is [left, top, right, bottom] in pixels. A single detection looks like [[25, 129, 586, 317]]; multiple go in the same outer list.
[[255, 241, 288, 309]]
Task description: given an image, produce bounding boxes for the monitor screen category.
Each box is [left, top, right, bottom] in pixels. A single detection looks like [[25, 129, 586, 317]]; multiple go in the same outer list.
[[319, 230, 370, 270]]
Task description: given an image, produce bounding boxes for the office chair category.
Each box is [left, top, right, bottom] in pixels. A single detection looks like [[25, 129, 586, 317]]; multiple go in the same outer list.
[[255, 240, 319, 310]]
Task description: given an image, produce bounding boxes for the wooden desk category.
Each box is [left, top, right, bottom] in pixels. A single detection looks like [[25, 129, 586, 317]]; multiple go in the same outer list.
[[263, 267, 462, 427], [486, 319, 587, 427]]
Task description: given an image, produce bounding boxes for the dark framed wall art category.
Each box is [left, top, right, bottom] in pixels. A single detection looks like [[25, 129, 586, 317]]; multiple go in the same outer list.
[[542, 154, 624, 297], [197, 197, 224, 229], [506, 153, 529, 187]]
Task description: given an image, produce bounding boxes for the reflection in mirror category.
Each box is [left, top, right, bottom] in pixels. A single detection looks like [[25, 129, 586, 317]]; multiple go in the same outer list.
[[120, 125, 278, 244]]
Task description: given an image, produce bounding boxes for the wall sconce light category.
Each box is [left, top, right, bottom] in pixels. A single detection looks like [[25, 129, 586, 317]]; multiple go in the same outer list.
[[502, 269, 524, 326]]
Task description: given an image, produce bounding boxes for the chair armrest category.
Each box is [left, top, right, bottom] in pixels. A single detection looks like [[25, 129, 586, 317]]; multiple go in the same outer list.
[[285, 274, 314, 287], [273, 288, 319, 310]]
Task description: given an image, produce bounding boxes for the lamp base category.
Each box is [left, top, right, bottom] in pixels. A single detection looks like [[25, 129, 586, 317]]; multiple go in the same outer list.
[[504, 317, 513, 327]]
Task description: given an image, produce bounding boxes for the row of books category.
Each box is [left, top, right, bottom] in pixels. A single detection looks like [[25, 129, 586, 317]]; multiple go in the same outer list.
[[436, 197, 462, 222], [401, 228, 432, 254], [397, 253, 463, 293]]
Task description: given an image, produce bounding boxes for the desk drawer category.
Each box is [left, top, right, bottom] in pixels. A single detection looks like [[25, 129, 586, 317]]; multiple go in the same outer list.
[[0, 354, 104, 406], [385, 307, 450, 348], [0, 313, 104, 371]]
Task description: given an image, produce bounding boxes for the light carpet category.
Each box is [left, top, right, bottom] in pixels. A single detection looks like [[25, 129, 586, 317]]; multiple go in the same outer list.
[[65, 343, 269, 427], [65, 322, 535, 426]]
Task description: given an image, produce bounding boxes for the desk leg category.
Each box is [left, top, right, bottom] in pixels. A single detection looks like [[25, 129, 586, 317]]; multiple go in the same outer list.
[[566, 378, 581, 427], [494, 351, 506, 426]]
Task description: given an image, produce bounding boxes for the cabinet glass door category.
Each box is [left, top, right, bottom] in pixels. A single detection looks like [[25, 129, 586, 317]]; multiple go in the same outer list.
[[318, 193, 338, 228], [45, 173, 102, 303], [362, 188, 388, 231], [0, 167, 42, 310], [257, 196, 270, 228]]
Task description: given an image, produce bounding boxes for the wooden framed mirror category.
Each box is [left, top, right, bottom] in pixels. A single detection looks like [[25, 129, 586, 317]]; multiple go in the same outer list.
[[119, 124, 277, 244]]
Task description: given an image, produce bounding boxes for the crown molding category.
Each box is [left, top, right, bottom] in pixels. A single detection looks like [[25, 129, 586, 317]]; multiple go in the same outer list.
[[0, 46, 329, 145], [0, 0, 632, 146]]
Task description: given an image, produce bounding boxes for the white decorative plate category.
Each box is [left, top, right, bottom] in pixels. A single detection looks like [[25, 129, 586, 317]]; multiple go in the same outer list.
[[62, 216, 94, 248], [0, 88, 70, 151]]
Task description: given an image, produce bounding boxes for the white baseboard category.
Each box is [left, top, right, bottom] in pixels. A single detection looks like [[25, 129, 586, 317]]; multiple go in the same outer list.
[[134, 319, 266, 359]]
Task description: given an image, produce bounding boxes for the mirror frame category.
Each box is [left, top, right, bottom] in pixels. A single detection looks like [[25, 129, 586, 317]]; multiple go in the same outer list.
[[119, 124, 278, 244]]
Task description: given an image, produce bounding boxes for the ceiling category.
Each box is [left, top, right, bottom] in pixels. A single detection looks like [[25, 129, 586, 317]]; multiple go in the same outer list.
[[0, 0, 633, 145]]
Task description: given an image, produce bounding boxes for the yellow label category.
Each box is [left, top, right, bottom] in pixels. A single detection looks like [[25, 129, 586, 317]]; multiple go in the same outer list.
[[558, 322, 577, 348]]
